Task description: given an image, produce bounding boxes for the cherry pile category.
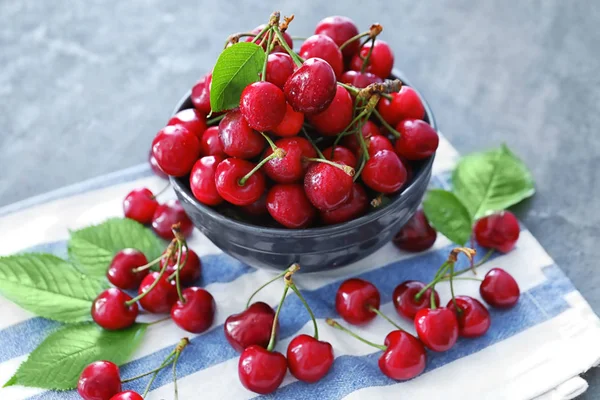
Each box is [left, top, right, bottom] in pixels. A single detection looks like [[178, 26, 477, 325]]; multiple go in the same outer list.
[[148, 14, 440, 229]]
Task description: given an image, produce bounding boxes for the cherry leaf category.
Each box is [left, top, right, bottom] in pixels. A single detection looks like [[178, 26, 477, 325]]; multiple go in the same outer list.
[[422, 189, 473, 245]]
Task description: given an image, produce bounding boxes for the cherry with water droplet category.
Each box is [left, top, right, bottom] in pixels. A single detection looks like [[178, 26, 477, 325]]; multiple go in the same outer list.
[[123, 188, 158, 225], [189, 155, 225, 206]]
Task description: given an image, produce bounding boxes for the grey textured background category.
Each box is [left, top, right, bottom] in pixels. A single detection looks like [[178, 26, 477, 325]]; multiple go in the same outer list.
[[1, 0, 598, 397]]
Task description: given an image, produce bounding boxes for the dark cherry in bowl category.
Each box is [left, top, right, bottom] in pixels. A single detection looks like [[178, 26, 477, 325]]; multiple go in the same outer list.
[[170, 69, 436, 272]]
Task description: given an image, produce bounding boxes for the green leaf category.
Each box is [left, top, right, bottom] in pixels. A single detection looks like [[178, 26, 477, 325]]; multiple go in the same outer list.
[[452, 144, 535, 220], [6, 322, 146, 390], [68, 218, 164, 279], [0, 254, 107, 323], [210, 42, 266, 112], [422, 189, 473, 245]]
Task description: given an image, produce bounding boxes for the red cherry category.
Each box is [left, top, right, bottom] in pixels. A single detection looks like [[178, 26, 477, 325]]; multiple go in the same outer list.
[[362, 150, 407, 194], [271, 103, 304, 137], [339, 70, 383, 88], [168, 108, 208, 140], [393, 280, 441, 320], [266, 184, 316, 229], [266, 53, 295, 89], [171, 287, 216, 334], [241, 193, 268, 216], [304, 162, 353, 211], [365, 134, 394, 158], [151, 125, 201, 177], [238, 345, 287, 394], [480, 268, 520, 308], [379, 330, 427, 381], [215, 158, 266, 206], [240, 82, 287, 132], [393, 210, 437, 252], [447, 296, 491, 338], [315, 16, 360, 58], [350, 39, 394, 79], [149, 152, 168, 179], [322, 145, 357, 169], [342, 121, 380, 154], [152, 200, 193, 240], [284, 58, 337, 114], [159, 247, 202, 286], [110, 391, 143, 400], [138, 272, 178, 314], [395, 119, 439, 160], [263, 137, 316, 183], [107, 249, 149, 290], [474, 211, 520, 253], [199, 126, 226, 157], [414, 307, 459, 352], [377, 87, 425, 126], [218, 110, 265, 159], [91, 288, 138, 331], [189, 155, 225, 206], [78, 361, 121, 400], [320, 182, 368, 225], [123, 188, 158, 225], [308, 85, 353, 136], [224, 302, 276, 352], [191, 73, 212, 114], [299, 35, 344, 78], [335, 278, 380, 325], [287, 334, 334, 383], [246, 25, 293, 53]]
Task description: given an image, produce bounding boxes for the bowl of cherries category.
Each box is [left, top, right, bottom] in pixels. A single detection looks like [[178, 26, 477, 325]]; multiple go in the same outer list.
[[151, 13, 440, 272]]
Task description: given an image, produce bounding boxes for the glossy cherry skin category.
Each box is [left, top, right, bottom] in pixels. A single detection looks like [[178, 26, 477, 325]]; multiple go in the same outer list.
[[200, 126, 226, 157], [335, 278, 380, 325], [245, 24, 293, 54], [151, 125, 201, 177], [414, 307, 459, 352], [365, 134, 395, 158], [189, 155, 225, 206], [350, 39, 394, 79], [78, 361, 122, 400], [241, 193, 268, 216], [304, 162, 353, 211], [320, 182, 368, 225], [171, 287, 216, 333], [264, 137, 316, 183], [308, 85, 353, 136], [315, 16, 360, 58], [110, 391, 143, 400], [151, 200, 194, 239], [218, 110, 265, 159], [395, 119, 440, 160], [377, 87, 425, 126], [240, 81, 287, 132], [123, 188, 158, 225], [474, 211, 520, 253], [342, 121, 381, 154], [215, 158, 266, 206], [149, 152, 168, 179], [362, 149, 408, 194], [447, 296, 491, 338], [287, 334, 334, 383], [272, 103, 304, 137], [393, 210, 437, 252], [379, 330, 427, 381], [266, 53, 295, 89], [322, 145, 357, 169], [107, 249, 149, 290], [284, 58, 337, 114], [339, 70, 383, 88], [138, 272, 178, 314], [266, 184, 316, 228], [159, 247, 202, 286], [224, 302, 276, 352], [299, 35, 344, 78], [91, 288, 138, 331], [480, 268, 520, 308], [238, 345, 287, 395], [191, 73, 212, 114], [393, 280, 441, 320], [168, 108, 208, 140]]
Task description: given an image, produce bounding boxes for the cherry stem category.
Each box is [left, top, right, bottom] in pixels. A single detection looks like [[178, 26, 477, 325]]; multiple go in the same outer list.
[[166, 243, 189, 281], [267, 285, 289, 352], [261, 30, 274, 81], [337, 82, 360, 95], [126, 257, 170, 306], [250, 24, 271, 45], [373, 109, 401, 138], [360, 37, 376, 73], [121, 360, 174, 384], [305, 158, 355, 177], [289, 283, 319, 340], [448, 262, 458, 311], [450, 249, 494, 277], [414, 261, 452, 301], [326, 318, 386, 351], [151, 183, 171, 200], [339, 31, 370, 51], [140, 337, 189, 397], [172, 351, 181, 400], [368, 306, 402, 330], [174, 242, 186, 304], [301, 128, 326, 159], [139, 353, 175, 393], [260, 131, 278, 151], [273, 25, 304, 66], [245, 264, 298, 308], [132, 253, 168, 273], [147, 316, 172, 326], [430, 284, 437, 309], [239, 150, 284, 186], [207, 114, 225, 125], [441, 276, 483, 282]]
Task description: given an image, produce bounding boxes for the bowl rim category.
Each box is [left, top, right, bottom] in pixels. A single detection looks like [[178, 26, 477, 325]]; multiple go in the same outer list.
[[170, 68, 436, 238]]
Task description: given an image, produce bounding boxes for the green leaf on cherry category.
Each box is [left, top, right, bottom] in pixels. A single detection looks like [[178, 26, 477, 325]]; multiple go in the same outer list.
[[210, 42, 266, 112], [4, 322, 146, 390], [452, 144, 535, 220], [0, 254, 107, 323], [422, 189, 473, 245], [68, 217, 164, 279]]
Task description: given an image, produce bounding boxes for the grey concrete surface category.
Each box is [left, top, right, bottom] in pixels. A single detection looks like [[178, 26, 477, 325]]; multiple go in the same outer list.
[[1, 0, 598, 397]]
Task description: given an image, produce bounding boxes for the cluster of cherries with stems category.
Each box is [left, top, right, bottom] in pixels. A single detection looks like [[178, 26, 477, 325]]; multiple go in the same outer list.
[[91, 223, 216, 335], [78, 338, 189, 400], [149, 12, 440, 229]]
